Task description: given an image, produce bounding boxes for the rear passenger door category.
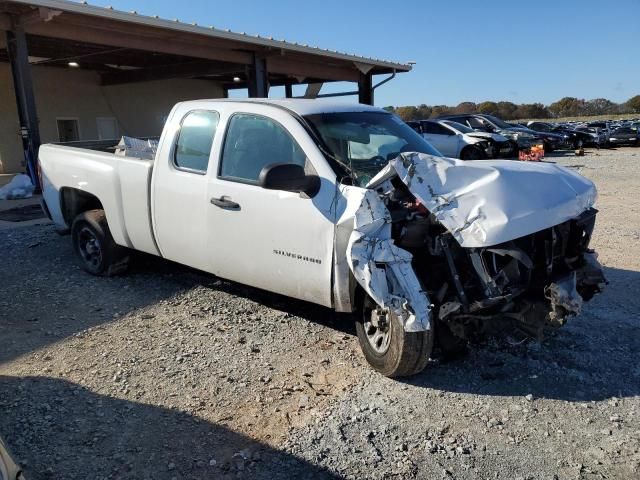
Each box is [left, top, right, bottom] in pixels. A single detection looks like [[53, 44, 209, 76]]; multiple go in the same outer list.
[[152, 109, 220, 269], [422, 122, 457, 157]]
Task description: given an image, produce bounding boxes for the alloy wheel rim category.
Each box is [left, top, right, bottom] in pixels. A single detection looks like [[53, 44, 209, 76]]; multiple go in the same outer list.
[[78, 226, 102, 269], [363, 309, 391, 354]]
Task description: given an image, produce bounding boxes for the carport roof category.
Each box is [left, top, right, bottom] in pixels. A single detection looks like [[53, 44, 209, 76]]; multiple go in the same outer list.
[[0, 0, 411, 86]]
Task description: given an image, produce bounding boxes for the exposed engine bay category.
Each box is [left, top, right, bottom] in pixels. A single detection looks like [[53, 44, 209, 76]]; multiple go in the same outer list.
[[346, 153, 607, 343]]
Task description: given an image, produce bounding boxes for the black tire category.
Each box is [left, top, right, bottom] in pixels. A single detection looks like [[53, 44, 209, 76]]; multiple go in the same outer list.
[[460, 145, 485, 161], [355, 295, 434, 378], [71, 209, 130, 276], [434, 321, 469, 361]]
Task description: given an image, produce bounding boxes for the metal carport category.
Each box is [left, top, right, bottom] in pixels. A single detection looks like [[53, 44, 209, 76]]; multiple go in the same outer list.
[[0, 0, 411, 182]]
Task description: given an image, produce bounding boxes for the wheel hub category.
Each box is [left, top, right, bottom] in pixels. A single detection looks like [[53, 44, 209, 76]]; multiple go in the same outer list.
[[78, 226, 102, 268], [364, 307, 391, 354]]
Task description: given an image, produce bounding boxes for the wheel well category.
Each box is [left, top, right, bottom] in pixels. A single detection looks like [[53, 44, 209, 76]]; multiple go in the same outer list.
[[459, 145, 477, 158], [60, 188, 104, 226], [461, 144, 479, 154]]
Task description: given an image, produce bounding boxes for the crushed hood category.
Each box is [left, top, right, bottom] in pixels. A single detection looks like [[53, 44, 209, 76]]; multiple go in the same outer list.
[[466, 132, 508, 142], [367, 153, 597, 248]]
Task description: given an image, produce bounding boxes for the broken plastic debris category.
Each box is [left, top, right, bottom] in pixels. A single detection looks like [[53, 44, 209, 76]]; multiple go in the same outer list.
[[545, 273, 583, 325]]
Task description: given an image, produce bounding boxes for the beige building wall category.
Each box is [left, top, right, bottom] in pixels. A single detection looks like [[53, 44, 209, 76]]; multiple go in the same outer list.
[[0, 63, 224, 174], [0, 63, 23, 176]]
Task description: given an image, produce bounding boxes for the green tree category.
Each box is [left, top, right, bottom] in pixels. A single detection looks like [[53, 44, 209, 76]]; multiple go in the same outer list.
[[626, 95, 640, 113], [477, 101, 499, 116], [430, 105, 453, 118], [416, 104, 432, 119], [514, 103, 551, 119], [453, 102, 477, 114], [585, 98, 617, 116], [394, 106, 420, 121], [496, 101, 518, 120], [548, 97, 587, 117]]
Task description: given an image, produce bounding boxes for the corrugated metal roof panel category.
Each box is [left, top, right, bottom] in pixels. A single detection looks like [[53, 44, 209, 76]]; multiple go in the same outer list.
[[4, 0, 411, 72]]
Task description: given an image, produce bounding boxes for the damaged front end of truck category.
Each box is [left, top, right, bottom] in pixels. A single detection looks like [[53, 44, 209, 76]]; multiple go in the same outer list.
[[347, 152, 607, 350]]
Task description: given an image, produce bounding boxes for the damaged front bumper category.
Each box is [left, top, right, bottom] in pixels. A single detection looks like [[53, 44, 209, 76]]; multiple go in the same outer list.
[[345, 153, 606, 340]]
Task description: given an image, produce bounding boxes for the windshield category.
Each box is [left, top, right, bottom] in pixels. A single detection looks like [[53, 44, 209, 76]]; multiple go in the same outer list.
[[482, 115, 513, 129], [304, 111, 441, 186], [442, 120, 475, 134]]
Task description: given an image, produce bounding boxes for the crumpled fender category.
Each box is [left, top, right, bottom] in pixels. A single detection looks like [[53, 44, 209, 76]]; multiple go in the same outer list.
[[346, 189, 432, 332], [345, 152, 599, 333]]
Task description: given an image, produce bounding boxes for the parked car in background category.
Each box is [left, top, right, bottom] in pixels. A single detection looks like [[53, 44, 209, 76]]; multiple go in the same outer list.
[[586, 121, 612, 144], [412, 119, 509, 159], [608, 126, 639, 146], [575, 126, 608, 147], [526, 121, 596, 149], [437, 114, 544, 152]]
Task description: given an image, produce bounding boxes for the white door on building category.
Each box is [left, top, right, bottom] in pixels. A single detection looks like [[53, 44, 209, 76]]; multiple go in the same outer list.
[[96, 117, 119, 140]]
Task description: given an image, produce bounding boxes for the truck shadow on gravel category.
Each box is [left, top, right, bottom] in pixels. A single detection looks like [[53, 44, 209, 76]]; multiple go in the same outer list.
[[134, 252, 358, 336], [0, 375, 338, 480], [1, 226, 354, 365], [404, 266, 640, 403]]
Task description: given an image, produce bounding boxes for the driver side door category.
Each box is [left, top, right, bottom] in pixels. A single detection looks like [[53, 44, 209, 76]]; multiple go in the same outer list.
[[206, 107, 336, 307]]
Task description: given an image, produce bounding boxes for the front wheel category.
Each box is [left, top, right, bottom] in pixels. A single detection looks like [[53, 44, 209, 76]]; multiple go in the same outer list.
[[71, 209, 130, 276], [355, 295, 434, 377]]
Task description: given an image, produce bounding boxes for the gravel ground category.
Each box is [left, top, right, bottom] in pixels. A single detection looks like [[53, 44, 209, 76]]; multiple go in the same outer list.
[[1, 147, 639, 479]]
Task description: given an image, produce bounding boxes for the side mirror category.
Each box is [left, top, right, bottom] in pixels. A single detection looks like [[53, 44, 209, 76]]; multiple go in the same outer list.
[[259, 163, 320, 197]]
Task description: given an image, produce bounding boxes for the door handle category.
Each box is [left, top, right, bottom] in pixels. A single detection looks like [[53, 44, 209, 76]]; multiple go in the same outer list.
[[210, 195, 240, 210]]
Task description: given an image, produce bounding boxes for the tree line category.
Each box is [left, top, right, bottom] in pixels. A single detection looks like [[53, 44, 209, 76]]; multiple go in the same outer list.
[[385, 95, 640, 121]]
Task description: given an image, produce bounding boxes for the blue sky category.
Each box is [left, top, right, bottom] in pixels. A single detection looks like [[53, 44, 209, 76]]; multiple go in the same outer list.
[[75, 0, 640, 107]]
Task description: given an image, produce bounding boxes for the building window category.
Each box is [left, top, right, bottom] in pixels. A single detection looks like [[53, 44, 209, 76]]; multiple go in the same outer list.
[[57, 118, 80, 142]]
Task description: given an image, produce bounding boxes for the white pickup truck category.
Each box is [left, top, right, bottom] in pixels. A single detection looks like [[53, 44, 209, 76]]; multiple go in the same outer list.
[[40, 99, 606, 377]]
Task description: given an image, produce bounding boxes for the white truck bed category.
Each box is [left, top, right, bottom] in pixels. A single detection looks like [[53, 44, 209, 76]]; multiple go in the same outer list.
[[40, 144, 160, 256]]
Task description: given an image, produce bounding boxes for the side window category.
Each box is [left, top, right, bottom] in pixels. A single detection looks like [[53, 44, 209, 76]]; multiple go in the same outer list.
[[220, 113, 307, 183], [174, 110, 219, 172], [422, 122, 436, 134], [433, 123, 454, 135], [406, 121, 421, 133], [467, 117, 484, 129]]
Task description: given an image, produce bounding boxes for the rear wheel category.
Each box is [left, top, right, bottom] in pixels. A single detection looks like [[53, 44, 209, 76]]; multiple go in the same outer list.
[[71, 209, 130, 276], [508, 140, 519, 158], [355, 295, 433, 377], [460, 145, 485, 160]]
